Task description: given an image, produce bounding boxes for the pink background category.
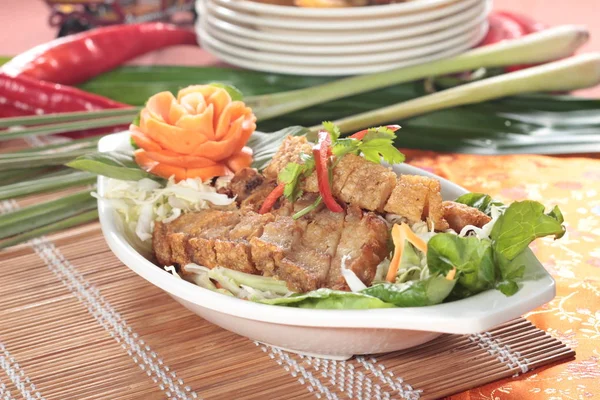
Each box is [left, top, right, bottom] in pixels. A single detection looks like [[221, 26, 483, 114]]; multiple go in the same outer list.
[[1, 0, 599, 97]]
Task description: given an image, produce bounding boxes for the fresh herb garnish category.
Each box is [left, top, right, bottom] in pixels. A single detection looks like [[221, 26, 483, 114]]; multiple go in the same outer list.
[[279, 122, 405, 217]]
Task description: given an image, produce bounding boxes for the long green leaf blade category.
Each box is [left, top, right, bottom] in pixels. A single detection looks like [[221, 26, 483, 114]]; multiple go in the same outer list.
[[0, 209, 99, 249], [0, 171, 96, 200]]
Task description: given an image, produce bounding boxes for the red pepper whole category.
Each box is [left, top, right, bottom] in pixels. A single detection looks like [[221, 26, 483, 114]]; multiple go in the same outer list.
[[313, 130, 343, 213], [0, 72, 131, 138], [259, 183, 286, 214], [1, 23, 198, 86], [479, 13, 526, 47], [350, 124, 401, 140]]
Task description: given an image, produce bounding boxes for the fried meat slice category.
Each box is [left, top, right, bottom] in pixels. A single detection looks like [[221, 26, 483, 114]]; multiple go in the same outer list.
[[442, 201, 492, 233], [263, 136, 312, 180], [384, 175, 449, 231], [327, 205, 390, 290]]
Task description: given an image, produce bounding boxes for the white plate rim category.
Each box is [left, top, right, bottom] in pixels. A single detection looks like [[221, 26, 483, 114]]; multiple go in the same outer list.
[[98, 131, 555, 334], [203, 0, 487, 31], [206, 0, 466, 18], [198, 17, 487, 58], [198, 20, 488, 65], [206, 0, 479, 30]]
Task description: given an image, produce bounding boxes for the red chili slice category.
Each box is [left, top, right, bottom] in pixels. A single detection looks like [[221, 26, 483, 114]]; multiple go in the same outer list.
[[349, 124, 401, 140], [313, 130, 343, 213], [259, 183, 286, 215]]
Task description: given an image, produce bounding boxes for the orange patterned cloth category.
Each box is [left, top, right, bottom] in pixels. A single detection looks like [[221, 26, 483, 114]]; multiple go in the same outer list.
[[402, 151, 600, 399]]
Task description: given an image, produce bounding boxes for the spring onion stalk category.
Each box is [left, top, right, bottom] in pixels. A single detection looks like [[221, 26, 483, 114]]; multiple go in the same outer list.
[[0, 148, 100, 171], [317, 53, 600, 134], [0, 190, 96, 239], [0, 167, 61, 186], [0, 209, 99, 249], [0, 171, 96, 200], [0, 108, 140, 128], [249, 25, 590, 121], [0, 115, 133, 142], [11, 136, 100, 154]]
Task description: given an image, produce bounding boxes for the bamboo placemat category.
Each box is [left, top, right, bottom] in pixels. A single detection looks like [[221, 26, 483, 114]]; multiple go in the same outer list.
[[0, 138, 576, 399], [0, 204, 575, 400]]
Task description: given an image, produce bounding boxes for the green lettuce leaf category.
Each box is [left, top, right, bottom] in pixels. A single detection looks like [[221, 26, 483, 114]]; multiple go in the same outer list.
[[427, 234, 496, 296], [362, 275, 456, 307], [490, 200, 566, 261], [454, 193, 504, 216], [257, 289, 395, 309]]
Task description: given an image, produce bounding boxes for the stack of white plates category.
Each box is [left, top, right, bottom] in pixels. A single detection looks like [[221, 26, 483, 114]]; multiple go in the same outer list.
[[196, 0, 491, 75]]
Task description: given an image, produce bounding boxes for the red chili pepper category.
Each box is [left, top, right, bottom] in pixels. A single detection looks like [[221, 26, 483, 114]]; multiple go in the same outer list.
[[0, 72, 131, 137], [1, 23, 197, 86], [259, 183, 286, 214], [479, 13, 526, 47], [349, 125, 401, 140], [495, 11, 546, 34], [313, 131, 343, 213]]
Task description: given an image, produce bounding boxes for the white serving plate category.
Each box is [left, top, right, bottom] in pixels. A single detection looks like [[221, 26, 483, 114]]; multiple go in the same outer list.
[[200, 14, 486, 55], [98, 132, 555, 360], [201, 6, 487, 45], [201, 0, 487, 33], [205, 0, 480, 30], [206, 0, 463, 18], [198, 22, 487, 75], [198, 19, 487, 64]]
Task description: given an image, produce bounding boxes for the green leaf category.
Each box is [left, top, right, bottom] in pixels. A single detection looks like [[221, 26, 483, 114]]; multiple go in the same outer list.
[[278, 162, 306, 201], [257, 288, 395, 309], [131, 111, 141, 128], [490, 201, 566, 260], [427, 234, 496, 296], [66, 151, 159, 181], [362, 126, 398, 141], [331, 138, 360, 158], [497, 280, 519, 296], [247, 126, 310, 171], [455, 193, 505, 216], [361, 276, 456, 307], [547, 205, 564, 224], [208, 82, 244, 101], [80, 66, 600, 155], [321, 121, 341, 141], [358, 138, 406, 164]]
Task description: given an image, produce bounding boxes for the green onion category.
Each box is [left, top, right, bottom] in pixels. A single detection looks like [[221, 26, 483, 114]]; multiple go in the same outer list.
[[319, 53, 600, 134], [0, 148, 102, 171], [293, 196, 323, 220], [0, 209, 99, 249], [0, 189, 96, 239], [11, 136, 100, 154], [0, 171, 96, 200], [0, 115, 133, 141], [0, 108, 139, 128], [0, 167, 62, 186]]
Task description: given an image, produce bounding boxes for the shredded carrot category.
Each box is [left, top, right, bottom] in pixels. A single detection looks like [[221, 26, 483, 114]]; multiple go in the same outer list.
[[385, 223, 428, 283], [445, 267, 457, 280]]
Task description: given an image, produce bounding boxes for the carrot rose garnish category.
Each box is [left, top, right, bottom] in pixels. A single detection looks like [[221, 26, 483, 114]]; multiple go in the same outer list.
[[130, 85, 257, 181]]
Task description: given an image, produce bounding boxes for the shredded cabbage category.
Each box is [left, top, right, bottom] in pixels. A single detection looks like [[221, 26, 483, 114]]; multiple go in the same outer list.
[[341, 255, 368, 292], [95, 177, 234, 243]]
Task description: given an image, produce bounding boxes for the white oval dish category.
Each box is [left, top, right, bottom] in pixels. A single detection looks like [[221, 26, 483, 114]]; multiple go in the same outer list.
[[200, 13, 487, 55], [197, 21, 487, 75], [206, 0, 463, 18], [98, 132, 555, 360], [205, 0, 480, 30]]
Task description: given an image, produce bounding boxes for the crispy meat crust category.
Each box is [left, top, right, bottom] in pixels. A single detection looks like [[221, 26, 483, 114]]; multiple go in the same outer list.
[[442, 201, 492, 233]]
